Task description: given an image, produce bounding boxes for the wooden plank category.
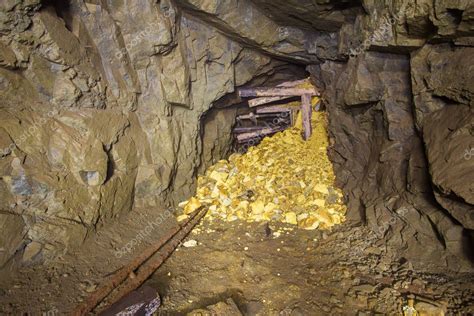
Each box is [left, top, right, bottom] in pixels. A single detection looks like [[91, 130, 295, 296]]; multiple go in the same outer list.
[[247, 78, 312, 107], [248, 96, 292, 107], [239, 87, 318, 97], [301, 94, 312, 141], [237, 113, 284, 120], [290, 110, 295, 126], [236, 127, 286, 142], [233, 126, 270, 133], [255, 105, 292, 114]]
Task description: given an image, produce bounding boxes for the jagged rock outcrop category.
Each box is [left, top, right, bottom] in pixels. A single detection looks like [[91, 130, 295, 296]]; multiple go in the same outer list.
[[0, 0, 302, 262], [307, 0, 474, 271]]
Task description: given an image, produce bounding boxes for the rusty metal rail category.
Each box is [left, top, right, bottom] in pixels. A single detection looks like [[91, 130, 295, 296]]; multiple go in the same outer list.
[[73, 207, 207, 315]]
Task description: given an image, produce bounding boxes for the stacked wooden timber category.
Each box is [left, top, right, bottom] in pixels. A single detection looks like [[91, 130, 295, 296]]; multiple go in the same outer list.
[[234, 78, 320, 148]]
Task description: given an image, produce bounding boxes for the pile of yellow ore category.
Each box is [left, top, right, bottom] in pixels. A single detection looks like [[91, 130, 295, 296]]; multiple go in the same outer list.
[[177, 107, 347, 230]]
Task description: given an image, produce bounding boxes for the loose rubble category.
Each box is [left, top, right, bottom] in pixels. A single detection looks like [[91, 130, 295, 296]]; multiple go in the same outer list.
[[178, 110, 347, 230]]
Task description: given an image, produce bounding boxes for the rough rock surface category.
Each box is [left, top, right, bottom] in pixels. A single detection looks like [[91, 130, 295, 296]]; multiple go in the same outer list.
[[0, 0, 303, 261], [305, 1, 474, 272]]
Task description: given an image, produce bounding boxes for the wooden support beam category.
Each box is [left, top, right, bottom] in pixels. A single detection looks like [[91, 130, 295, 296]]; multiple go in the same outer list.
[[236, 127, 286, 142], [255, 105, 292, 114], [290, 110, 295, 126], [248, 96, 292, 107], [239, 87, 318, 97], [234, 126, 271, 133], [247, 78, 312, 107], [301, 94, 312, 141], [237, 113, 286, 120]]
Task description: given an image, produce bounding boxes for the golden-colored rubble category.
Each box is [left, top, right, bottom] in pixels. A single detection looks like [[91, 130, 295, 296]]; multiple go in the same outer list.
[[178, 106, 347, 230]]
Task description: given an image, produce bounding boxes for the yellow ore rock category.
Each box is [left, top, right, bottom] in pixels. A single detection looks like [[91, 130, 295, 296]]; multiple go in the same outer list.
[[178, 105, 347, 230]]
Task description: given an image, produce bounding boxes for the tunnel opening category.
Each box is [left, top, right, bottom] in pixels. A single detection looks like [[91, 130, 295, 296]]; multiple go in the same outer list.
[[181, 75, 347, 233]]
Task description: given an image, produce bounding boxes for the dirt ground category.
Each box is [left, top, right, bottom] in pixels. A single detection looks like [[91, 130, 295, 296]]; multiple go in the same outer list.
[[0, 207, 473, 315]]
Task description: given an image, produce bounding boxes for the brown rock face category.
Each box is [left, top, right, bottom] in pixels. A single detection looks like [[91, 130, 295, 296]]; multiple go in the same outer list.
[[0, 0, 304, 261], [307, 1, 474, 271], [0, 0, 472, 273], [423, 105, 474, 229]]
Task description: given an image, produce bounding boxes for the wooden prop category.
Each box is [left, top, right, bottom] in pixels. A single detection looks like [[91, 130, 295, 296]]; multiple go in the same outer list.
[[301, 94, 312, 140]]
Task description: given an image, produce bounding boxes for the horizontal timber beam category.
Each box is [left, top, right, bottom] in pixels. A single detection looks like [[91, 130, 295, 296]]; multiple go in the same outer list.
[[239, 87, 319, 97], [248, 96, 293, 107]]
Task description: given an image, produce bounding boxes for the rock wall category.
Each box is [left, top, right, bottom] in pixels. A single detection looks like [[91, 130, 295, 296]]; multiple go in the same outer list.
[[305, 0, 474, 272], [0, 0, 304, 264]]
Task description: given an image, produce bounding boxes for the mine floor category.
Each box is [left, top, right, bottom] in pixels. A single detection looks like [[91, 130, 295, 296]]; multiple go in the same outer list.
[[0, 207, 473, 315]]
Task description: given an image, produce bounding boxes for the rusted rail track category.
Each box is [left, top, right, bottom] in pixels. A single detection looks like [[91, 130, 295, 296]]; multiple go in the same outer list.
[[73, 207, 207, 315]]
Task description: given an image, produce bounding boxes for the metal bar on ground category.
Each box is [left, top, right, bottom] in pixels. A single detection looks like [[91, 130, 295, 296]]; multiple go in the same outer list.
[[96, 207, 209, 314], [72, 208, 205, 316]]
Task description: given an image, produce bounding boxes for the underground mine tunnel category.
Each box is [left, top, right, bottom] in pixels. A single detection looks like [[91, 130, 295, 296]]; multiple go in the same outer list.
[[0, 0, 473, 315]]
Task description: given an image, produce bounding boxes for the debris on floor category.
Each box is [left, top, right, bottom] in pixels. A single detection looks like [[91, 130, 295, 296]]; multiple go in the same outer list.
[[187, 298, 242, 316], [182, 240, 198, 248], [156, 220, 474, 315], [99, 285, 160, 316], [178, 110, 347, 230]]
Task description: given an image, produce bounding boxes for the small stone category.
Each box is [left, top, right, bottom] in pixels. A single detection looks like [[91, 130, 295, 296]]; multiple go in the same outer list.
[[285, 212, 298, 225], [183, 240, 198, 248], [177, 214, 189, 222], [22, 241, 42, 262], [182, 197, 202, 215], [85, 284, 97, 293]]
